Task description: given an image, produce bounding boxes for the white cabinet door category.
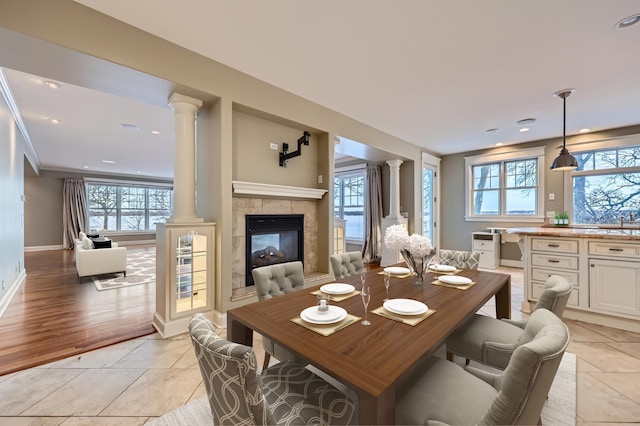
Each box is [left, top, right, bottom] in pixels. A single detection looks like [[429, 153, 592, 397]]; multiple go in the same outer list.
[[589, 258, 640, 317]]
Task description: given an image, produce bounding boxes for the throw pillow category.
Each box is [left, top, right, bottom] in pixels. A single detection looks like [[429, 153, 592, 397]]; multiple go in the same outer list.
[[92, 239, 112, 249], [79, 231, 87, 240], [82, 236, 94, 250]]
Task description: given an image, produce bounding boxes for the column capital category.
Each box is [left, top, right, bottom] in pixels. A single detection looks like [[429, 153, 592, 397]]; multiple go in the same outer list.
[[168, 92, 203, 112], [386, 159, 404, 169]]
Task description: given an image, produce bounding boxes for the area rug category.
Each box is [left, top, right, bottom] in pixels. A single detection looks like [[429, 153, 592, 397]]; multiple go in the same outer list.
[[148, 351, 577, 425], [92, 250, 155, 291]]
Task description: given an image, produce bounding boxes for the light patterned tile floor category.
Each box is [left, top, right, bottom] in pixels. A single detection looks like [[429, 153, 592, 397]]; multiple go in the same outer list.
[[0, 267, 639, 425]]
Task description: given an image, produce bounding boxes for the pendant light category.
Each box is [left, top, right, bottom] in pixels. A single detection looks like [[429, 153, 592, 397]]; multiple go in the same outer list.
[[550, 89, 578, 171]]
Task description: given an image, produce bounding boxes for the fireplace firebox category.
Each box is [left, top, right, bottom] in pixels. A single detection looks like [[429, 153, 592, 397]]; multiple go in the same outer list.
[[245, 214, 304, 287]]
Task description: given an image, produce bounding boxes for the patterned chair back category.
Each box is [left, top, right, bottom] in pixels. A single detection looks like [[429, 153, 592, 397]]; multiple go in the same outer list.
[[189, 313, 275, 425], [330, 251, 365, 279], [438, 249, 481, 270]]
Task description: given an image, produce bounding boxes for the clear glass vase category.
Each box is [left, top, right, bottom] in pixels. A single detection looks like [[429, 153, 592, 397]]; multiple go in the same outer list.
[[400, 249, 436, 285]]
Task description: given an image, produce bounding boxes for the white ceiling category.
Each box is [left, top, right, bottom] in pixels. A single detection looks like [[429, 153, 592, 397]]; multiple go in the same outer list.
[[5, 1, 640, 179]]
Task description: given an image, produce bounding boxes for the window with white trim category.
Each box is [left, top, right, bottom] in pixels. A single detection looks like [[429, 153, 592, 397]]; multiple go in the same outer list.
[[86, 180, 173, 232], [570, 144, 640, 225], [334, 165, 365, 242], [465, 147, 545, 222]]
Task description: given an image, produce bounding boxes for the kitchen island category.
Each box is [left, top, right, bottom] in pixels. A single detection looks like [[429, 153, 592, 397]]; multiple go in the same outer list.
[[507, 226, 640, 332]]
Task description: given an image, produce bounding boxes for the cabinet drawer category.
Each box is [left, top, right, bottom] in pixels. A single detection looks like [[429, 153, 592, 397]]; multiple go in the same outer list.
[[531, 268, 578, 286], [473, 239, 495, 251], [588, 241, 640, 258], [531, 238, 578, 254], [532, 281, 579, 307], [531, 253, 578, 270]]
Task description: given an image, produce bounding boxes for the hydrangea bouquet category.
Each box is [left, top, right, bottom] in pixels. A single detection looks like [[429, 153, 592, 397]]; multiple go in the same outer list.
[[384, 225, 436, 284]]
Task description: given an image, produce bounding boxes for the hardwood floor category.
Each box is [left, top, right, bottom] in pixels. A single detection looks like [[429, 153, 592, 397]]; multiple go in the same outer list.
[[0, 246, 156, 376]]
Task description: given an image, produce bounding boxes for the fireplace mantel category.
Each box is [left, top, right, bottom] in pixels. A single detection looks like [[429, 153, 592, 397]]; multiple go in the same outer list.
[[232, 181, 327, 200]]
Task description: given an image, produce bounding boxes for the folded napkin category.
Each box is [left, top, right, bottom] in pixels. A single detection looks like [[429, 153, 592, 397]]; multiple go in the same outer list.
[[431, 279, 477, 291], [371, 306, 436, 326], [310, 289, 360, 302], [291, 313, 361, 336]]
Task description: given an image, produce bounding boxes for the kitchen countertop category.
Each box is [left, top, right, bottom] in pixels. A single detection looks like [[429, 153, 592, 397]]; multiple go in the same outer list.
[[506, 226, 640, 241]]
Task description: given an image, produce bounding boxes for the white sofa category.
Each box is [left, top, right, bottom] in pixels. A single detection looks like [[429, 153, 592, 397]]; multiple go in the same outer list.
[[74, 235, 127, 279]]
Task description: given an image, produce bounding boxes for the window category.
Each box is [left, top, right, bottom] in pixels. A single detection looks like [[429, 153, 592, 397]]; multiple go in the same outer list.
[[86, 180, 172, 232], [334, 166, 365, 241], [570, 144, 640, 225], [465, 147, 545, 222]]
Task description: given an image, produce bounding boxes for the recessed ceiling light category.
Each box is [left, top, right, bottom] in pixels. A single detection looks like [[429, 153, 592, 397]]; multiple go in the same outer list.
[[83, 165, 89, 169], [120, 123, 139, 131], [486, 128, 499, 134], [616, 13, 640, 28], [516, 118, 536, 125], [50, 118, 60, 124], [495, 142, 504, 147], [43, 80, 60, 89], [151, 130, 160, 135], [519, 127, 530, 133], [101, 160, 116, 164], [136, 171, 142, 174], [579, 128, 591, 133]]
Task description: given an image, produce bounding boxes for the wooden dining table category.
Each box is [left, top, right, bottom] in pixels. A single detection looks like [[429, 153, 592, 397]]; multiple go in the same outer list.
[[227, 265, 511, 425]]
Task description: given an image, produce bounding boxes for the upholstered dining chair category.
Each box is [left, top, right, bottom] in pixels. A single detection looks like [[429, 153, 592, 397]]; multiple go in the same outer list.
[[252, 261, 306, 370], [437, 249, 481, 270], [189, 313, 357, 426], [329, 251, 365, 279], [396, 308, 569, 425], [446, 274, 573, 369]]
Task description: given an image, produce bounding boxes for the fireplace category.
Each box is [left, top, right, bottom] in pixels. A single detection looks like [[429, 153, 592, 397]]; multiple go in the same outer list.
[[245, 214, 304, 286]]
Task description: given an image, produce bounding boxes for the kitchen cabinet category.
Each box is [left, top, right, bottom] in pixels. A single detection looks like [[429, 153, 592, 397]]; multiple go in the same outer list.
[[472, 231, 500, 269]]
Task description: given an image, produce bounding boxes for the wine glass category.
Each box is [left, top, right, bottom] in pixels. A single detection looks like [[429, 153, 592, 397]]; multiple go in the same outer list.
[[360, 283, 371, 325], [383, 272, 391, 302], [360, 270, 366, 287]]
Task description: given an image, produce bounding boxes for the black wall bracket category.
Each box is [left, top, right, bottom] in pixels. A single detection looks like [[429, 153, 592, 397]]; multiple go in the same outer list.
[[279, 131, 310, 167]]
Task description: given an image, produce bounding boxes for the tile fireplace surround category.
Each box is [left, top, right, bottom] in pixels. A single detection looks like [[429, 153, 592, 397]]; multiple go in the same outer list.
[[231, 196, 324, 300]]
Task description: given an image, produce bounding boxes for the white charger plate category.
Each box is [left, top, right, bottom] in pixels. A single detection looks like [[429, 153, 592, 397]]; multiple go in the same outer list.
[[320, 283, 355, 295], [383, 299, 428, 315], [438, 275, 472, 285], [384, 266, 411, 275], [429, 264, 457, 272], [300, 306, 347, 324]]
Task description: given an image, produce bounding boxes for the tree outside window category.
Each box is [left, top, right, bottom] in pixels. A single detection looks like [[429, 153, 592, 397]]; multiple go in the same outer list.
[[465, 147, 544, 221], [87, 183, 172, 232], [572, 146, 640, 225]]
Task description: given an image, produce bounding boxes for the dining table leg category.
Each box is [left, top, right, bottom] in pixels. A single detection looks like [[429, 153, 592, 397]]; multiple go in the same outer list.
[[227, 316, 254, 346], [356, 388, 395, 425], [494, 275, 512, 319]]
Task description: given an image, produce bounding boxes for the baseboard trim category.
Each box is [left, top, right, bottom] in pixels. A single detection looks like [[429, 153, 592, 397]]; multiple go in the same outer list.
[[24, 244, 65, 252], [500, 259, 523, 268], [0, 270, 26, 318]]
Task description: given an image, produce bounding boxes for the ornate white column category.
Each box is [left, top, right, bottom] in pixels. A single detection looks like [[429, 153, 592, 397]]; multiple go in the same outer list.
[[167, 93, 203, 223], [381, 159, 408, 266]]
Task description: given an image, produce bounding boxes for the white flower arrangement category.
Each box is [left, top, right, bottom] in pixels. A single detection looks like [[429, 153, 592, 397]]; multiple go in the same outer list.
[[384, 224, 434, 257]]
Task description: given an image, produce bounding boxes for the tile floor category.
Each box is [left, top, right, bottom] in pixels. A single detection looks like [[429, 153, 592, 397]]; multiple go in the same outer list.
[[0, 267, 639, 425]]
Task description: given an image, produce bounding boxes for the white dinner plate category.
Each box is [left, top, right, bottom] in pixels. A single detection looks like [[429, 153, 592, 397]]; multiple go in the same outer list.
[[300, 306, 348, 324], [320, 283, 355, 295], [383, 299, 428, 315], [438, 275, 472, 285], [384, 266, 411, 275], [429, 264, 457, 272]]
